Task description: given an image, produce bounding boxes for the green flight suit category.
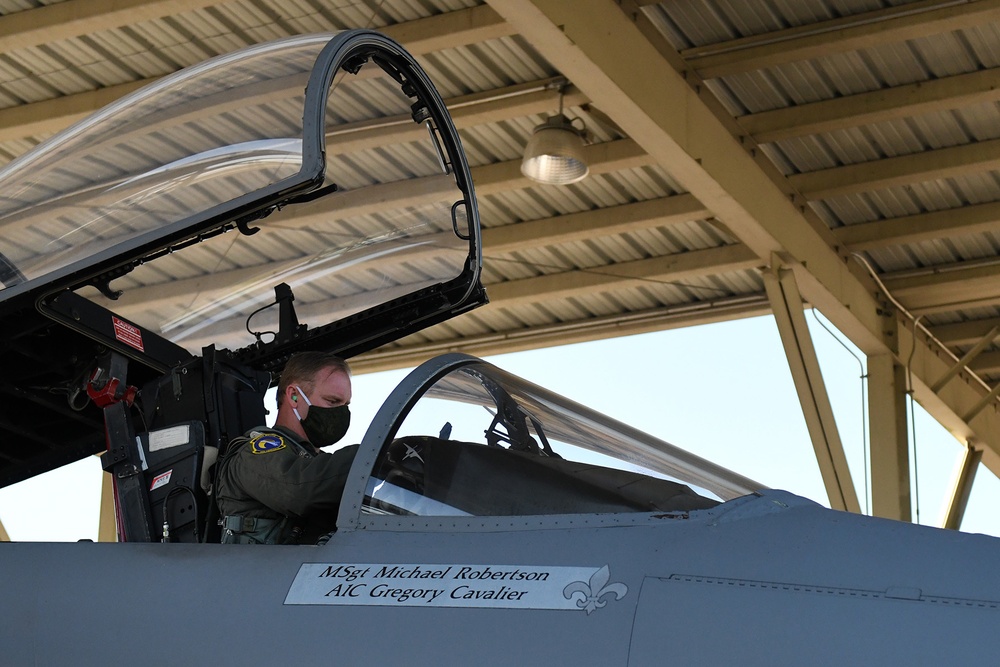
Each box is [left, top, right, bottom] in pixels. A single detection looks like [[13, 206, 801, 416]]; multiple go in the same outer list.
[[216, 426, 358, 545]]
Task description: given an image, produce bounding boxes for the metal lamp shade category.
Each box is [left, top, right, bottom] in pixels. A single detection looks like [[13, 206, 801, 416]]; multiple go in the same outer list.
[[520, 115, 589, 185]]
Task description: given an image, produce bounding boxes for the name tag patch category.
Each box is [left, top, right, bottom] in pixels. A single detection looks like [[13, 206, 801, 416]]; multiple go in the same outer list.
[[285, 563, 628, 614]]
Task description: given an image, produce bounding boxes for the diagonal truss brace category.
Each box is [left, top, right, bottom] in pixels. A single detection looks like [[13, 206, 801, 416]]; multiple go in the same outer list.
[[944, 442, 983, 531], [764, 265, 861, 513], [932, 324, 1000, 393]]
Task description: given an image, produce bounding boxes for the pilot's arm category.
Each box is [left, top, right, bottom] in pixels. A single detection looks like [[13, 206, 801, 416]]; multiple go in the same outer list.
[[231, 442, 358, 518]]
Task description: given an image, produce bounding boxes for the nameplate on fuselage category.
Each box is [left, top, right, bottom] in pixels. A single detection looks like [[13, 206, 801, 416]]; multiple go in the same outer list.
[[284, 563, 628, 613]]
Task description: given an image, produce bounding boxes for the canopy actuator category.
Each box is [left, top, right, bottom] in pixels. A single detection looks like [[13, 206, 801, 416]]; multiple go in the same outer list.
[[245, 282, 308, 347], [275, 282, 307, 344]]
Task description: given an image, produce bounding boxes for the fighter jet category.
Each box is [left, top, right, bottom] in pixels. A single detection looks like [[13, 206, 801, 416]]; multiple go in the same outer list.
[[1, 30, 999, 666]]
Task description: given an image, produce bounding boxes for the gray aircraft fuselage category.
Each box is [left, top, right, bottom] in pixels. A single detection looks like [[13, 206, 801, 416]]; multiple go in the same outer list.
[[3, 489, 998, 666]]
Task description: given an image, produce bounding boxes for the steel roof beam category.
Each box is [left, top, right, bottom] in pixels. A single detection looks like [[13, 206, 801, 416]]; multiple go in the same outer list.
[[933, 317, 1000, 346], [292, 138, 650, 223], [0, 5, 512, 146], [113, 236, 749, 329], [881, 260, 1000, 315], [164, 243, 759, 352], [0, 0, 226, 53], [484, 244, 758, 309], [789, 138, 1000, 201], [349, 296, 773, 374], [741, 68, 1000, 144], [969, 351, 1000, 377], [833, 200, 1000, 251], [680, 0, 1000, 80], [182, 295, 773, 374], [484, 195, 710, 253], [384, 3, 512, 53], [102, 191, 699, 313], [0, 1, 508, 56], [318, 79, 587, 156], [0, 80, 149, 144]]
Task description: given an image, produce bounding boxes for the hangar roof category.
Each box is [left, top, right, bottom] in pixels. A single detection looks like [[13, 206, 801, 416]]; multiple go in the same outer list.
[[1, 0, 999, 504]]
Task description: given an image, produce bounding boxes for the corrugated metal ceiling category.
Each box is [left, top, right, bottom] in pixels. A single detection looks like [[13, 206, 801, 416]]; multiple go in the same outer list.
[[2, 0, 1000, 478]]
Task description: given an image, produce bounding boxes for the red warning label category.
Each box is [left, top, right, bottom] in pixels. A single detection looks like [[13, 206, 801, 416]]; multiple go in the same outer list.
[[150, 469, 172, 492], [112, 316, 145, 352]]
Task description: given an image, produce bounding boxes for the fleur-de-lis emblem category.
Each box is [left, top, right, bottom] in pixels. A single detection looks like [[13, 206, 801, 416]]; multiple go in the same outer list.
[[563, 565, 628, 615]]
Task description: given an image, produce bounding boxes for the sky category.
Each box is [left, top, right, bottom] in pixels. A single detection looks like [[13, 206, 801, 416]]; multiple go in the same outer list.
[[1, 313, 997, 542]]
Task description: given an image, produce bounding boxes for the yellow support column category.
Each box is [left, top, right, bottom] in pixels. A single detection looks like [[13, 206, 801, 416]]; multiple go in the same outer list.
[[98, 470, 118, 542], [764, 266, 860, 513], [867, 354, 912, 521]]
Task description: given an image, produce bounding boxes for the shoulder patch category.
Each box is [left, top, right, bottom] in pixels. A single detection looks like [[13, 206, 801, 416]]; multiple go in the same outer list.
[[250, 433, 287, 455]]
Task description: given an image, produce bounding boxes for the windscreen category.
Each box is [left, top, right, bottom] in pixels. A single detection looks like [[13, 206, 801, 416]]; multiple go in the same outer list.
[[364, 361, 762, 518]]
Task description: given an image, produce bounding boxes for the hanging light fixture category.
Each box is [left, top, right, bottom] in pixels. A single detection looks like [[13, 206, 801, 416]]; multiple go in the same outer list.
[[521, 89, 589, 185]]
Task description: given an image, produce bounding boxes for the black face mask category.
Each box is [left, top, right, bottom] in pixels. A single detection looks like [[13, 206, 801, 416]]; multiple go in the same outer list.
[[293, 385, 350, 447], [300, 404, 350, 448]]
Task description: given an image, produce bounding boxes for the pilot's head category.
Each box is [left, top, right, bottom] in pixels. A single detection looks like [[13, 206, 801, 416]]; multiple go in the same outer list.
[[276, 352, 352, 448]]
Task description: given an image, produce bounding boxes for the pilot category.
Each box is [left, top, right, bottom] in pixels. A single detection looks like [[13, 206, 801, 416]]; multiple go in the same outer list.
[[215, 351, 358, 545]]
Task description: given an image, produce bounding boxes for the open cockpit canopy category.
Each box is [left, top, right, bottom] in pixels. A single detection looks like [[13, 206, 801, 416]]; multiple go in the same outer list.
[[1, 30, 483, 366], [0, 31, 484, 487]]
